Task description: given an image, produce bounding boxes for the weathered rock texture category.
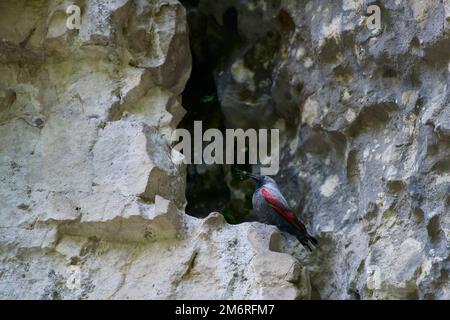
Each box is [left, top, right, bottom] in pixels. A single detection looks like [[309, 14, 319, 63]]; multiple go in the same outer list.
[[0, 0, 449, 300], [192, 0, 450, 299], [0, 0, 307, 299]]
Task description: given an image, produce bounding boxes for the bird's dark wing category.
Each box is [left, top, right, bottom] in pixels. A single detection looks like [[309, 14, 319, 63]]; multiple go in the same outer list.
[[260, 188, 302, 229], [260, 187, 318, 250]]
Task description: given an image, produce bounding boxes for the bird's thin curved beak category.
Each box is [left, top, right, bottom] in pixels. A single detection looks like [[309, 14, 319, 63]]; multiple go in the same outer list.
[[248, 172, 261, 182], [236, 169, 261, 182]]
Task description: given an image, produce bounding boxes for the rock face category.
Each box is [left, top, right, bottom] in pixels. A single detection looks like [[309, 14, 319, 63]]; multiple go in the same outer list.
[[190, 0, 450, 299], [0, 0, 307, 299], [0, 0, 449, 300]]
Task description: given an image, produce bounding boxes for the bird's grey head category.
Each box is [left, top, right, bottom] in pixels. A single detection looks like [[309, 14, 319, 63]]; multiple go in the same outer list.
[[247, 172, 276, 187]]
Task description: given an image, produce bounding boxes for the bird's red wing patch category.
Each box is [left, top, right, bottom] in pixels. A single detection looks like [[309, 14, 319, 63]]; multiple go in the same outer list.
[[260, 188, 300, 229]]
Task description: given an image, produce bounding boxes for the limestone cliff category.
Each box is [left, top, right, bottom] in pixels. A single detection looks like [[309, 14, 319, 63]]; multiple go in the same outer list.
[[0, 0, 307, 299], [0, 0, 449, 299]]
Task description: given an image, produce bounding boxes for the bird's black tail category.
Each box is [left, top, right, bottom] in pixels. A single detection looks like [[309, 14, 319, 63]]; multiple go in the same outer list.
[[307, 234, 318, 246], [298, 233, 318, 252]]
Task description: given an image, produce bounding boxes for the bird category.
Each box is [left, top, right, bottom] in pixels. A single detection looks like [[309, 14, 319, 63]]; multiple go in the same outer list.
[[238, 170, 318, 251]]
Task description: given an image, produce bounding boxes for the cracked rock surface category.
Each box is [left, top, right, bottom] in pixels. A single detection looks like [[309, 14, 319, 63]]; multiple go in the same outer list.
[[193, 0, 449, 299], [0, 0, 307, 299]]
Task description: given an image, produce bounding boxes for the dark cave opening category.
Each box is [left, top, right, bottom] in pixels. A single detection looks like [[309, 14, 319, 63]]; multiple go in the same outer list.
[[178, 2, 252, 221]]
